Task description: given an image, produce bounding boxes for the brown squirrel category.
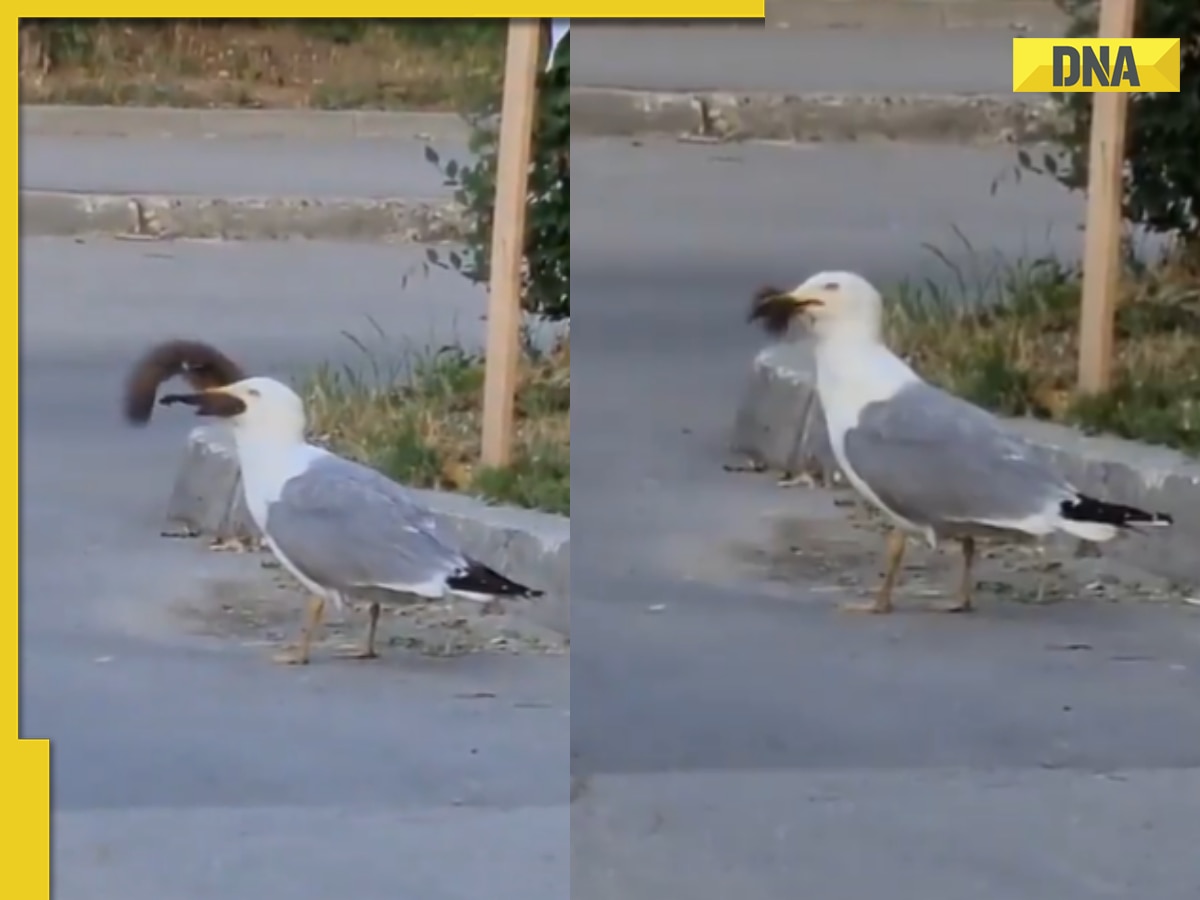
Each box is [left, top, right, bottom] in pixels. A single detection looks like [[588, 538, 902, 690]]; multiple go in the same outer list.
[[123, 339, 248, 426], [747, 284, 802, 338]]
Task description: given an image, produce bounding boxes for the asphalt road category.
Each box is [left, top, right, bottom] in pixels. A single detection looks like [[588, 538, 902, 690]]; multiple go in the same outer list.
[[20, 237, 568, 898], [21, 132, 464, 198], [571, 25, 1041, 94], [570, 136, 1200, 898]]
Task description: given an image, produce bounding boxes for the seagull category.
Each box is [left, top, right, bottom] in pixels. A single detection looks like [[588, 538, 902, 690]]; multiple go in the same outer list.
[[158, 376, 543, 664], [749, 271, 1173, 614]]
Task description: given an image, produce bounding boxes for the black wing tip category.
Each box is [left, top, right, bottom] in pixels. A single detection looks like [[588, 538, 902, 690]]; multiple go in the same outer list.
[[1061, 496, 1174, 528], [447, 562, 544, 598]]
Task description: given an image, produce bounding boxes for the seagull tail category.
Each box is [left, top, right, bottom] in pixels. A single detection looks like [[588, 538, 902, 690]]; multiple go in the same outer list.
[[446, 561, 544, 599], [1057, 495, 1173, 542], [123, 339, 248, 426]]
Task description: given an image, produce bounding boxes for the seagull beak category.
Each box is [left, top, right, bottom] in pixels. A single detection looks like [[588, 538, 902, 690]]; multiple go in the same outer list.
[[158, 386, 247, 418], [791, 293, 824, 310], [748, 286, 824, 336]]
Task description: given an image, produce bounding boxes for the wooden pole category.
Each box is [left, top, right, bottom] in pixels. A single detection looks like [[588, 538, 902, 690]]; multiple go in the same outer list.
[[480, 20, 543, 468], [1077, 0, 1139, 394]]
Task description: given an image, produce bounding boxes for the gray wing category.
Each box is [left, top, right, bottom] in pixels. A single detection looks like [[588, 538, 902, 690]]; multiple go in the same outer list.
[[842, 381, 1070, 528], [264, 454, 468, 594]]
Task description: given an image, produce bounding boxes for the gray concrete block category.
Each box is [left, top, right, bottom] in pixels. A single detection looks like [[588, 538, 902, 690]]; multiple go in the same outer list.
[[165, 425, 247, 540], [165, 426, 570, 637], [731, 340, 836, 479], [732, 343, 1200, 586]]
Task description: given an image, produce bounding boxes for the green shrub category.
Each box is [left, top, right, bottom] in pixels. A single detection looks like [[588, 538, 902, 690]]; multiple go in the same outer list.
[[1021, 1, 1200, 242], [426, 29, 570, 321]]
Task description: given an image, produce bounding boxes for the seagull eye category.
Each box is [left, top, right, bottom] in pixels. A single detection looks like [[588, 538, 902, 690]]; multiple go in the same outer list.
[[822, 282, 841, 292], [247, 388, 261, 398]]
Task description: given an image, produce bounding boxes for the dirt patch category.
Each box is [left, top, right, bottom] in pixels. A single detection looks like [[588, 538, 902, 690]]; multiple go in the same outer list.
[[724, 499, 1189, 611], [171, 557, 566, 660]]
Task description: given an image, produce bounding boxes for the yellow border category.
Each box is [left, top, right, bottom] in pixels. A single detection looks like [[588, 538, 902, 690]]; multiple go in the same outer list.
[[14, 5, 761, 15], [10, 12, 756, 891], [11, 16, 51, 897]]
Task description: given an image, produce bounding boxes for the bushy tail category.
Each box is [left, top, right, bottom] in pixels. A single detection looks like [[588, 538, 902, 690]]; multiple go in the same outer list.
[[747, 285, 800, 337], [123, 339, 248, 425], [1060, 495, 1173, 530], [446, 561, 544, 599]]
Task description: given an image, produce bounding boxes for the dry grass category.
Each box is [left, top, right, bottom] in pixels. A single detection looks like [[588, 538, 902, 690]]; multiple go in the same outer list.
[[19, 20, 503, 111], [886, 234, 1200, 455], [300, 329, 570, 516]]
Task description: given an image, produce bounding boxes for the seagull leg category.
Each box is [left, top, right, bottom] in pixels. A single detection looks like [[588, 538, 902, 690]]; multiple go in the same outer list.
[[928, 536, 976, 613], [840, 528, 906, 614], [337, 601, 381, 661], [272, 596, 325, 666]]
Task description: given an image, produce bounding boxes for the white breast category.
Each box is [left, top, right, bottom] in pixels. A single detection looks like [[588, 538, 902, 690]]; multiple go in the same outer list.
[[814, 341, 917, 446], [234, 439, 326, 529], [814, 341, 930, 539]]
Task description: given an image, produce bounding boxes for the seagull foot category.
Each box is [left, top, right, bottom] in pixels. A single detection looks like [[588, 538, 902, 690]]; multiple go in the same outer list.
[[270, 646, 311, 666], [926, 600, 974, 614], [209, 536, 256, 553], [777, 472, 818, 489], [837, 600, 891, 615], [335, 644, 380, 661]]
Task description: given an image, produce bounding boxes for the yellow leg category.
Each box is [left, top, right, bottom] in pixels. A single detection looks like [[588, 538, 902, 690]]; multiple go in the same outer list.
[[337, 602, 382, 661], [273, 596, 326, 666], [929, 537, 976, 613], [841, 529, 906, 614]]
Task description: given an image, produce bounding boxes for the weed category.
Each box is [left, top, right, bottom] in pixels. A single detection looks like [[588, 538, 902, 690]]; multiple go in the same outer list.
[[886, 231, 1200, 455], [300, 328, 570, 515]]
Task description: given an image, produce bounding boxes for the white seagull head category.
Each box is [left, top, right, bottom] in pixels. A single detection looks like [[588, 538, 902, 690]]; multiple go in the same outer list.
[[751, 271, 885, 343], [160, 375, 307, 442]]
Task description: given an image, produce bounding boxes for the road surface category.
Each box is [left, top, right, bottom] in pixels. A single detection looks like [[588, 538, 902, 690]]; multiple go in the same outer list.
[[21, 237, 569, 899], [570, 135, 1200, 899], [571, 25, 1030, 95], [21, 130, 465, 199]]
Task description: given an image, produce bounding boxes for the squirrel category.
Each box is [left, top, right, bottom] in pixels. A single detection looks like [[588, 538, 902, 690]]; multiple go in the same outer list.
[[123, 339, 248, 426], [747, 284, 802, 338]]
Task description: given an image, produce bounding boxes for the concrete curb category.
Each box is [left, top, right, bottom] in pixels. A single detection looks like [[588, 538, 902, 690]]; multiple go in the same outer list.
[[731, 341, 1200, 586], [571, 87, 1063, 145], [20, 190, 466, 242], [165, 426, 570, 638]]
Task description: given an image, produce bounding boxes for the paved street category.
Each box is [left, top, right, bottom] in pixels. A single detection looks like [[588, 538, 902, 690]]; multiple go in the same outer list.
[[572, 25, 1029, 95], [570, 136, 1200, 898], [21, 237, 568, 898], [21, 131, 464, 199]]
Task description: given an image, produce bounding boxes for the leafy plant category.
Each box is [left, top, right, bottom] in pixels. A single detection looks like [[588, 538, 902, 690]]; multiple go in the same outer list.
[[425, 27, 569, 321], [1015, 0, 1200, 243]]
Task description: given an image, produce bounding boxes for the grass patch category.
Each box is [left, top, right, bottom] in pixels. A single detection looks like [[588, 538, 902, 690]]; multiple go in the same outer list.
[[19, 19, 503, 111], [300, 329, 570, 516], [886, 231, 1200, 455]]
